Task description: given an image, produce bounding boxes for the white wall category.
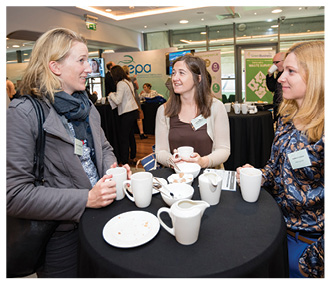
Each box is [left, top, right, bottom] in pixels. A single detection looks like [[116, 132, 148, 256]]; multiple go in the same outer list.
[[6, 6, 143, 51]]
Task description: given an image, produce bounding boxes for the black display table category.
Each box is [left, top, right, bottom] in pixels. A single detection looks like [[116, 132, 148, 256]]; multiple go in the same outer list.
[[78, 167, 288, 278], [224, 110, 274, 171]]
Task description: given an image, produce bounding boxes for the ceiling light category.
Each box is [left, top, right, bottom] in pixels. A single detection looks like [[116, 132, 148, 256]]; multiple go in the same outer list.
[[144, 26, 147, 29], [271, 25, 279, 28], [200, 31, 206, 35], [272, 9, 282, 14], [267, 19, 273, 22], [77, 6, 207, 21], [180, 20, 189, 24], [201, 18, 204, 21], [12, 45, 20, 48], [105, 9, 112, 12]]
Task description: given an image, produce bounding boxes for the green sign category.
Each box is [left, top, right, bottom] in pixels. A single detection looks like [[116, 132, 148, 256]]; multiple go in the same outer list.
[[86, 23, 96, 31], [244, 50, 275, 103], [245, 58, 273, 102]]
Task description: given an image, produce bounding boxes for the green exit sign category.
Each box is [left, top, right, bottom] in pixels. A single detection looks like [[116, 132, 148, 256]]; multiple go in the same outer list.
[[86, 23, 96, 31]]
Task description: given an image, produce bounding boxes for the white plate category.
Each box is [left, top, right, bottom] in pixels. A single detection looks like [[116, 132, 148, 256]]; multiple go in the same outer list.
[[102, 211, 160, 248], [152, 177, 167, 194]]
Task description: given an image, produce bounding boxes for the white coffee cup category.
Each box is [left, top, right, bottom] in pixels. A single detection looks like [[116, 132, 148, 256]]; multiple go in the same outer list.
[[233, 103, 241, 114], [241, 103, 248, 115], [240, 168, 262, 203], [198, 172, 223, 205], [173, 146, 194, 159], [123, 172, 153, 208], [224, 103, 231, 112], [101, 97, 106, 104], [268, 64, 278, 74], [106, 167, 127, 200]]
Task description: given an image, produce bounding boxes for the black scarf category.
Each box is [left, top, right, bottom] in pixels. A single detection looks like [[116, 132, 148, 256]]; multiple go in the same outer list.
[[53, 91, 95, 161]]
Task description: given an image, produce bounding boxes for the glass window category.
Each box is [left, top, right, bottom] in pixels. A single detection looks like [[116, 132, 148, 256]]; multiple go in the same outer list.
[[145, 31, 170, 50], [236, 20, 278, 44], [172, 27, 207, 49], [209, 24, 234, 46]]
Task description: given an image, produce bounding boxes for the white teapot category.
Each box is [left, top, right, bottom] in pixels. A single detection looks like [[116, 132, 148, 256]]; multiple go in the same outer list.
[[157, 199, 209, 245]]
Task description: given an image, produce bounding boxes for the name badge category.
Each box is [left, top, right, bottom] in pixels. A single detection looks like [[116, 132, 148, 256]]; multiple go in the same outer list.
[[191, 115, 207, 131], [74, 138, 83, 156], [287, 149, 312, 170]]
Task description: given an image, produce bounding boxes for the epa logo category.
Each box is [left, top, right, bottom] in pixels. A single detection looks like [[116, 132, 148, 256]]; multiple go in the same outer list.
[[118, 55, 151, 75]]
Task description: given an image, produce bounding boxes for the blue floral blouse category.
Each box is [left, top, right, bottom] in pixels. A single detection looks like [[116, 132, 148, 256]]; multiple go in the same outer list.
[[261, 117, 324, 278]]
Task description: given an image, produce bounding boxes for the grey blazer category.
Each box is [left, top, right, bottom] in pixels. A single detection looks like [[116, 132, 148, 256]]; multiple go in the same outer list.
[[7, 96, 117, 223]]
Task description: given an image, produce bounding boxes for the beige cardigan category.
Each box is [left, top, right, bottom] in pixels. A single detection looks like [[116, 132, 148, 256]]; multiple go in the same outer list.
[[155, 98, 230, 168]]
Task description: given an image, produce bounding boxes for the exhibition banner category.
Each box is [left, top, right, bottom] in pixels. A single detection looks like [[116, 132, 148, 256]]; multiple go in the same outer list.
[[103, 47, 176, 98], [244, 50, 274, 103], [196, 50, 222, 99]]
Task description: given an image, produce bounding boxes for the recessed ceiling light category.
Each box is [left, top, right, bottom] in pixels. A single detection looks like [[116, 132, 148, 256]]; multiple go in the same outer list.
[[180, 20, 189, 24], [105, 9, 112, 12], [12, 45, 20, 48], [144, 26, 147, 28], [272, 9, 282, 14], [201, 18, 204, 21], [200, 31, 206, 35], [267, 19, 273, 22], [271, 25, 279, 28]]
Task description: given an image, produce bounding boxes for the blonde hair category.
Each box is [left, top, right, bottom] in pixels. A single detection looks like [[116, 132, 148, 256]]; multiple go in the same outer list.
[[20, 28, 87, 102], [279, 41, 324, 142]]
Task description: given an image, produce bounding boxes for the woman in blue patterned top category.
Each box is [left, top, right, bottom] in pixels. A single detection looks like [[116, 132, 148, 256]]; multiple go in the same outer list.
[[236, 41, 324, 278]]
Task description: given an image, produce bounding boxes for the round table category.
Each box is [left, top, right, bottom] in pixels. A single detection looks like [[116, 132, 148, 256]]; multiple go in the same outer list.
[[224, 110, 274, 171], [78, 168, 288, 278]]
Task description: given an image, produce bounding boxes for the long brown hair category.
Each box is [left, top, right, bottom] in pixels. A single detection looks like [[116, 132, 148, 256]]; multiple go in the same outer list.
[[19, 28, 87, 102], [279, 41, 324, 142], [165, 54, 214, 118]]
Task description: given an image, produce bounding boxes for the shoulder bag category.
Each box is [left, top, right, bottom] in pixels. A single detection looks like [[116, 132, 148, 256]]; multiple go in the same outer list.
[[7, 95, 58, 278]]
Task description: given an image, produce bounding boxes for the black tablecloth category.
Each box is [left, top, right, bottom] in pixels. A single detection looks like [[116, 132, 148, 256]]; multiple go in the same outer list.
[[224, 110, 274, 171], [136, 102, 163, 135], [95, 103, 120, 161], [78, 168, 288, 278]]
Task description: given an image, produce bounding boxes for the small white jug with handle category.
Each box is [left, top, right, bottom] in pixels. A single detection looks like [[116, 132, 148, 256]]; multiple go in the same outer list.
[[198, 172, 222, 205], [157, 199, 209, 245]]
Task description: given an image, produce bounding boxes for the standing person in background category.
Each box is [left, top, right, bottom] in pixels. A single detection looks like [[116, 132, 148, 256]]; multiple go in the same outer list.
[[7, 28, 131, 278], [6, 77, 16, 99], [266, 52, 285, 124], [108, 65, 139, 165], [6, 77, 16, 108], [155, 54, 230, 168], [122, 65, 148, 140], [105, 61, 116, 95], [237, 41, 324, 278]]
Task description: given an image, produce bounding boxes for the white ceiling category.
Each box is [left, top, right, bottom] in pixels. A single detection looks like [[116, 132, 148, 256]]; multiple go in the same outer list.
[[6, 6, 325, 54], [54, 6, 324, 33]]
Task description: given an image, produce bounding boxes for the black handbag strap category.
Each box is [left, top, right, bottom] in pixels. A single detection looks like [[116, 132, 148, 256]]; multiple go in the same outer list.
[[23, 95, 45, 186]]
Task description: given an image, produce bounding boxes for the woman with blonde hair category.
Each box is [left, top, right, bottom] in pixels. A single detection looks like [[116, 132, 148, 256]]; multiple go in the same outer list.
[[236, 41, 324, 278], [7, 28, 131, 277]]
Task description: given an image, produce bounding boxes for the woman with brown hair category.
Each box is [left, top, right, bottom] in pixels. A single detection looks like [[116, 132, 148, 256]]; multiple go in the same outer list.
[[155, 54, 230, 168]]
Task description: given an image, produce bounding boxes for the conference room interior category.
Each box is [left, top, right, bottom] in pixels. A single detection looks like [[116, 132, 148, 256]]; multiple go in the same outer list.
[[6, 6, 325, 171], [6, 6, 326, 278]]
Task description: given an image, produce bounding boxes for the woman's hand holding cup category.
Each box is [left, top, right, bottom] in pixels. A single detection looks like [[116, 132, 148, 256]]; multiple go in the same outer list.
[[87, 175, 117, 208]]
